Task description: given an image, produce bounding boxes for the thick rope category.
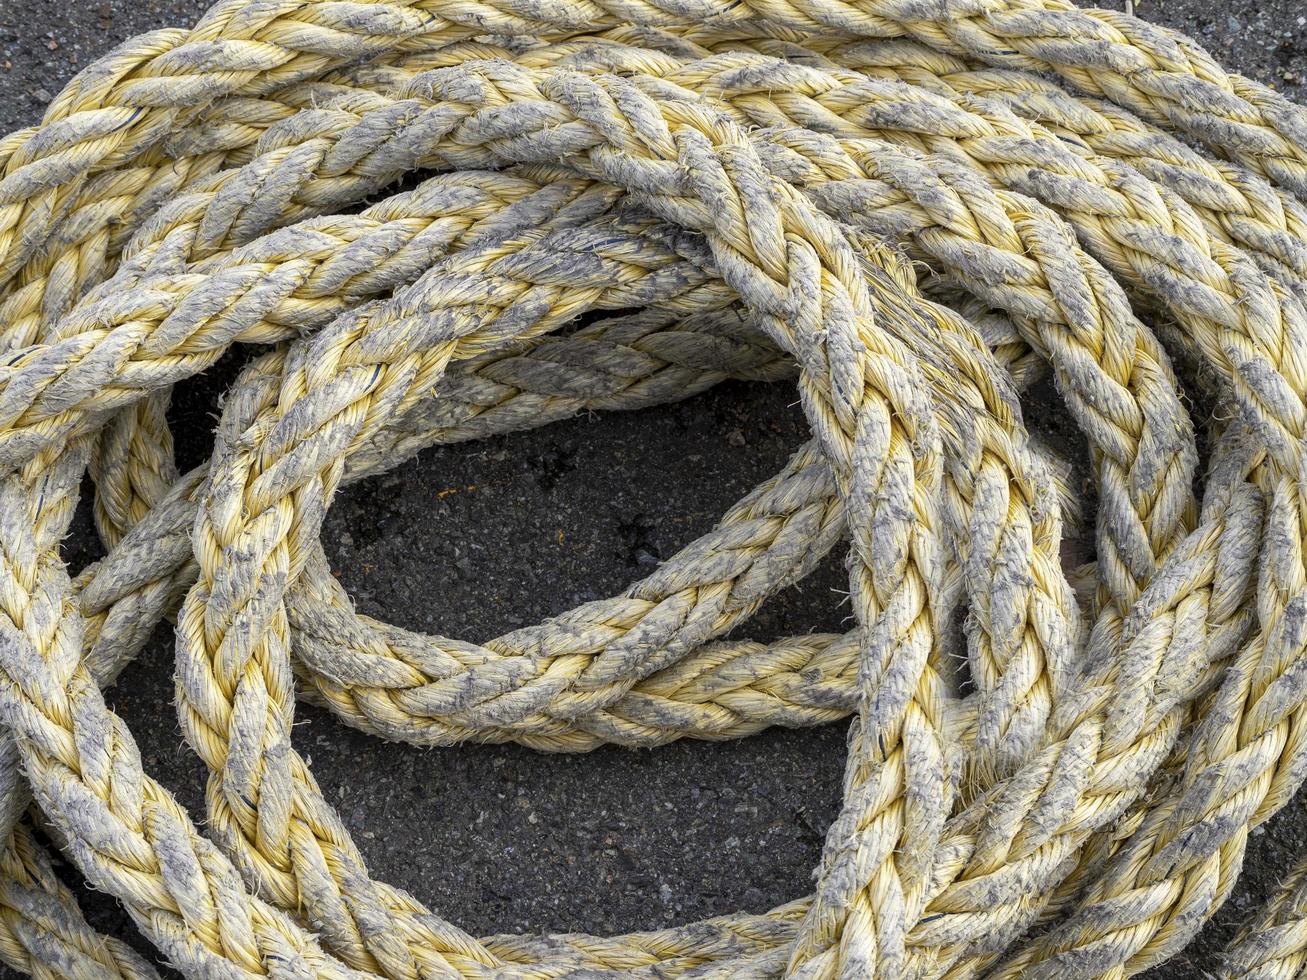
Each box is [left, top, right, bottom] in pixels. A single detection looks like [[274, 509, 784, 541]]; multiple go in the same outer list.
[[0, 2, 1303, 978]]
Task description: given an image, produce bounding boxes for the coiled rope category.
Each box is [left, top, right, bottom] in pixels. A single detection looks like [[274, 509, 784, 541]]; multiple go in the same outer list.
[[0, 1, 1305, 977]]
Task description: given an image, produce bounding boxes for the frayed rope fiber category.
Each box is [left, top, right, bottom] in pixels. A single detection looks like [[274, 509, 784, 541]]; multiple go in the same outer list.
[[1, 0, 1307, 977]]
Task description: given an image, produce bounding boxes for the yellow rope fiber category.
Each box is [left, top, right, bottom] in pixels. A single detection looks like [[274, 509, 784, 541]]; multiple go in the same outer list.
[[0, 1, 1304, 977]]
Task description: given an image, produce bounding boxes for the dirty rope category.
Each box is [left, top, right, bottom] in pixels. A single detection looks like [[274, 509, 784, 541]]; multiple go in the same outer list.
[[0, 1, 1306, 978]]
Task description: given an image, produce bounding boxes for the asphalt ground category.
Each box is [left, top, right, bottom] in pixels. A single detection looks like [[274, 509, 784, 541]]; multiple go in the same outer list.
[[0, 0, 1304, 976]]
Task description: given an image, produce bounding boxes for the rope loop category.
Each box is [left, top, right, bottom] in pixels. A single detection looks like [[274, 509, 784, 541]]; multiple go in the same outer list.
[[0, 3, 1303, 978]]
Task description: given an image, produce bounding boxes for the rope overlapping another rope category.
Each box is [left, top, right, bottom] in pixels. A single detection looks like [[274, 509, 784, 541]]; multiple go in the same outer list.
[[0, 0, 1305, 976]]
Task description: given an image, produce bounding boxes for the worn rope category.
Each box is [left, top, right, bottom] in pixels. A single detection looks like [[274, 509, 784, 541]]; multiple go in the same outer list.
[[0, 1, 1304, 978]]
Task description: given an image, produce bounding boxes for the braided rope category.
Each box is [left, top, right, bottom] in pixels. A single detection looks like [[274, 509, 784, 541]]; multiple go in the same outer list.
[[0, 2, 1303, 978]]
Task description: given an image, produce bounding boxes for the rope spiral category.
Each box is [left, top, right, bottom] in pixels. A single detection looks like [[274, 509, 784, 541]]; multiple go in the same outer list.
[[0, 0, 1304, 976]]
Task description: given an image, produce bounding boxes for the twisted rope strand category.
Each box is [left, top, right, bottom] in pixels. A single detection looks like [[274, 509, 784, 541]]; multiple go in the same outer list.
[[2, 0, 1305, 286]]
